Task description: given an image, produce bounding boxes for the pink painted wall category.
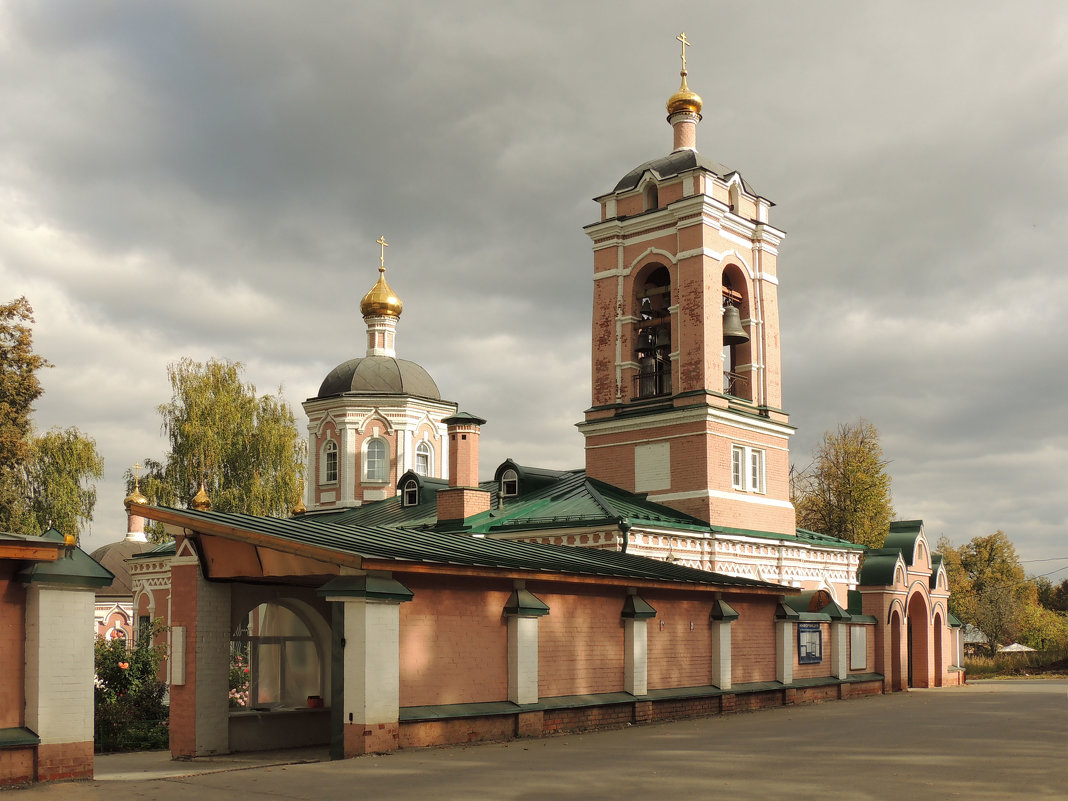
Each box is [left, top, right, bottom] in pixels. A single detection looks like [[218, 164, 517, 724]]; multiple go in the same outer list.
[[534, 585, 625, 697]]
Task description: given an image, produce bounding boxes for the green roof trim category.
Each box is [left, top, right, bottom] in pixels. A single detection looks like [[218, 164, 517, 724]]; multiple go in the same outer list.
[[775, 601, 800, 620], [858, 549, 904, 586], [504, 588, 549, 617], [948, 612, 963, 628], [0, 727, 39, 748], [16, 529, 114, 588], [317, 575, 413, 602], [883, 520, 925, 565], [621, 594, 657, 620], [709, 599, 739, 621], [819, 599, 852, 621]]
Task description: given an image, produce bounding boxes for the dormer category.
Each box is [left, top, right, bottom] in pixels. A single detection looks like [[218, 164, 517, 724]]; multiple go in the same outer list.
[[396, 470, 448, 508], [493, 460, 569, 500]]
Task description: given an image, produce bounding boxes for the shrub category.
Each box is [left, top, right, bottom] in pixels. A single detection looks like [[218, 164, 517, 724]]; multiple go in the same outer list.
[[94, 620, 169, 752]]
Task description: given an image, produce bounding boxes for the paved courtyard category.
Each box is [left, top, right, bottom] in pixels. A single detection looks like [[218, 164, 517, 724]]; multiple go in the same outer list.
[[16, 680, 1068, 801]]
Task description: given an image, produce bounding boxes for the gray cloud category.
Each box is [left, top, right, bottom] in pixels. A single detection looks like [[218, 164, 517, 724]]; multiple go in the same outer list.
[[3, 1, 1066, 572]]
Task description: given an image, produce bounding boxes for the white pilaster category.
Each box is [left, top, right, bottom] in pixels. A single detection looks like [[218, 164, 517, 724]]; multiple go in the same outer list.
[[623, 619, 648, 696], [776, 620, 793, 685], [341, 425, 356, 505], [341, 598, 401, 725], [830, 622, 848, 679], [508, 616, 539, 705], [194, 570, 230, 755], [710, 620, 733, 690], [25, 585, 95, 744]]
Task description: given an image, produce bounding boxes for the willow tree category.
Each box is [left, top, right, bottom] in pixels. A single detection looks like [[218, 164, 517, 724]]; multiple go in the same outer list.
[[791, 419, 894, 548], [138, 358, 305, 522], [23, 427, 104, 538]]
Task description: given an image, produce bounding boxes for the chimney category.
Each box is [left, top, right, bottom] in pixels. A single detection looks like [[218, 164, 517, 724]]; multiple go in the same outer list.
[[437, 413, 491, 524]]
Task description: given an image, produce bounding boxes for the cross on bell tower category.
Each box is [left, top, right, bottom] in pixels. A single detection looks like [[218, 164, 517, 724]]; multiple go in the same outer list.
[[578, 37, 796, 536]]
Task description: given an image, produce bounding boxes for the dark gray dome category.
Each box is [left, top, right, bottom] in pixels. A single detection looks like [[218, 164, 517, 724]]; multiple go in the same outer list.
[[317, 356, 441, 400], [614, 150, 759, 197], [90, 539, 151, 597]]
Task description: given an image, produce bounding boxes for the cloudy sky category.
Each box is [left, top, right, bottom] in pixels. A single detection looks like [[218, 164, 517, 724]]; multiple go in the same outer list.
[[3, 2, 1066, 572]]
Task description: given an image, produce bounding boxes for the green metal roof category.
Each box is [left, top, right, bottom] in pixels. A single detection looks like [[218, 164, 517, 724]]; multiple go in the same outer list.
[[883, 520, 924, 565], [16, 529, 114, 588], [857, 548, 904, 586], [144, 504, 785, 592]]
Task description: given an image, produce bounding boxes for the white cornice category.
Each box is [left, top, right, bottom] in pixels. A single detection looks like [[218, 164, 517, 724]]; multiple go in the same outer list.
[[578, 403, 794, 439]]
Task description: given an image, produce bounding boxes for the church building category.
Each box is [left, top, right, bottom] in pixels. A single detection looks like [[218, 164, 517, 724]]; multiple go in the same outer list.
[[129, 37, 963, 762]]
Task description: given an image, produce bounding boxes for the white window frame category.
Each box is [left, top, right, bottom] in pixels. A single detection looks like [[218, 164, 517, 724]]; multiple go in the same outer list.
[[402, 478, 419, 507], [321, 440, 338, 485], [500, 468, 519, 498], [731, 444, 765, 494], [414, 441, 433, 477], [364, 438, 388, 483]]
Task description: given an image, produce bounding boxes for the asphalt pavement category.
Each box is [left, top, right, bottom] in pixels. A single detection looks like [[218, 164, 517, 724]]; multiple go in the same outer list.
[[11, 680, 1067, 801]]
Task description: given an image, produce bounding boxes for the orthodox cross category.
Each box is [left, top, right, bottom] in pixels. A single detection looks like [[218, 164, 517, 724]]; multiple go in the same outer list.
[[132, 462, 142, 492], [676, 32, 692, 73], [377, 235, 389, 272]]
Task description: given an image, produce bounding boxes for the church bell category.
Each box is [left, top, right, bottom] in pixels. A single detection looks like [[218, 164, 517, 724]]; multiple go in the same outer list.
[[722, 305, 749, 345]]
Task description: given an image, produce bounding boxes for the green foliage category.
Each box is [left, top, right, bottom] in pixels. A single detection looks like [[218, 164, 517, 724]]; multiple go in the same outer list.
[[0, 297, 51, 532], [1033, 576, 1068, 613], [134, 358, 306, 539], [94, 620, 169, 752], [21, 427, 104, 538], [791, 419, 895, 548], [939, 531, 1033, 651], [229, 643, 250, 708]]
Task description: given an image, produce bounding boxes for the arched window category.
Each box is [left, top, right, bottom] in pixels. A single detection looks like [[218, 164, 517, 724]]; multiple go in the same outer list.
[[634, 265, 672, 399], [415, 441, 432, 476], [365, 438, 387, 482], [322, 440, 338, 484], [721, 270, 752, 400], [500, 468, 519, 498], [231, 602, 322, 710], [402, 478, 419, 507]]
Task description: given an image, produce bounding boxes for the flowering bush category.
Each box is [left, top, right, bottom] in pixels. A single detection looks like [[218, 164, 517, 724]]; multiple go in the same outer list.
[[94, 619, 169, 752], [229, 643, 251, 708]]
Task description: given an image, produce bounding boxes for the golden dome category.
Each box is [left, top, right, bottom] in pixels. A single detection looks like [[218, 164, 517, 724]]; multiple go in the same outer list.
[[360, 267, 404, 318], [124, 488, 149, 509], [190, 482, 212, 511], [666, 71, 703, 117]]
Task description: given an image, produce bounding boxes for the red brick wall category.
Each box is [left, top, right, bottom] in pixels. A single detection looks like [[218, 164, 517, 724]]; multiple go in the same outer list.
[[0, 564, 26, 730], [36, 742, 93, 782], [644, 595, 713, 690], [534, 585, 624, 697], [168, 560, 198, 757], [729, 597, 777, 684], [0, 748, 34, 786], [398, 576, 510, 707]]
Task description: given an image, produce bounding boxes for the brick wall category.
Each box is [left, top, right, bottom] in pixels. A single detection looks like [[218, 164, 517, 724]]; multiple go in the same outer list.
[[36, 741, 93, 782], [534, 585, 624, 697], [643, 594, 714, 690], [0, 565, 26, 729], [728, 597, 777, 683], [0, 748, 34, 786], [399, 576, 510, 706]]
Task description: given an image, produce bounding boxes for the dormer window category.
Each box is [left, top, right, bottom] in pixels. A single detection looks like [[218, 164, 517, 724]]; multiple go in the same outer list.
[[500, 469, 519, 498], [402, 478, 419, 507], [643, 182, 659, 211]]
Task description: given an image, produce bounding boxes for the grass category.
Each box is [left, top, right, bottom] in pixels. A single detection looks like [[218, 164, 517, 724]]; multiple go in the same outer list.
[[964, 646, 1068, 679]]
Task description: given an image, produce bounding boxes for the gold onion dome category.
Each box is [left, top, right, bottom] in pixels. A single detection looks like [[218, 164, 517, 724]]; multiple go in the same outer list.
[[360, 266, 404, 318], [666, 71, 702, 117], [124, 487, 148, 509], [190, 482, 212, 511]]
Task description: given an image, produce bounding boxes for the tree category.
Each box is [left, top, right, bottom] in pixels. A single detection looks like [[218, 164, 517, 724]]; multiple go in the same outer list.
[[22, 427, 104, 539], [791, 419, 894, 547], [137, 358, 305, 529], [938, 531, 1031, 650], [0, 297, 50, 531]]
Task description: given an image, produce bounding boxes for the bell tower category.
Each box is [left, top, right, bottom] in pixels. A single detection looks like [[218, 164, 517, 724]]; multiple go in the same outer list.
[[578, 34, 796, 535]]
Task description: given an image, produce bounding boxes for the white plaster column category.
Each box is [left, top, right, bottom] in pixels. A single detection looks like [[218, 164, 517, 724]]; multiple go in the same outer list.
[[24, 585, 95, 746], [775, 620, 794, 685], [623, 618, 648, 696], [830, 622, 848, 680], [340, 424, 356, 505], [304, 427, 315, 507], [193, 567, 231, 756], [711, 621, 733, 690], [508, 616, 540, 704]]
